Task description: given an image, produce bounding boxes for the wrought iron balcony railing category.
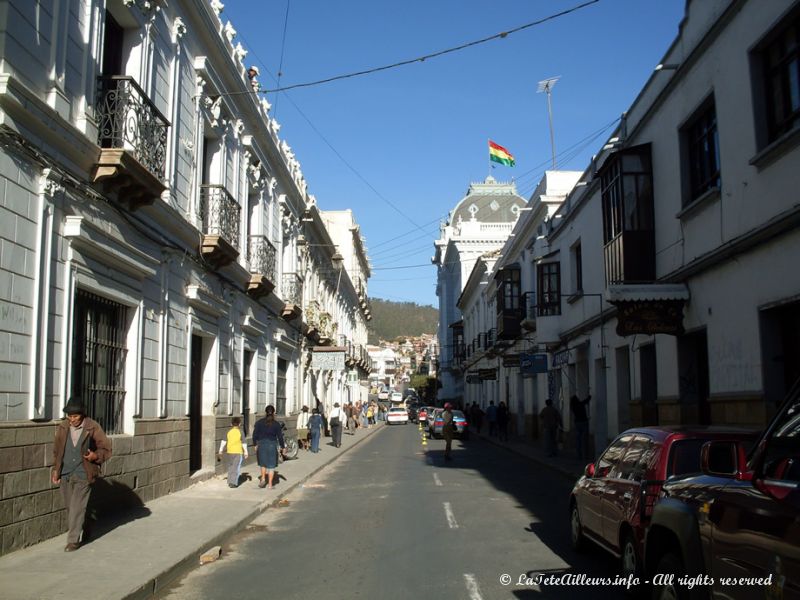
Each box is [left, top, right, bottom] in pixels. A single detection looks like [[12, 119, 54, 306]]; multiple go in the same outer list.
[[248, 235, 277, 281], [96, 76, 169, 179], [199, 185, 240, 251], [282, 272, 303, 306]]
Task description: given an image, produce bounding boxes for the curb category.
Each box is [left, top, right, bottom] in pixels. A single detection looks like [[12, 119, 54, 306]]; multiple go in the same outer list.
[[122, 424, 385, 600], [474, 433, 583, 484]]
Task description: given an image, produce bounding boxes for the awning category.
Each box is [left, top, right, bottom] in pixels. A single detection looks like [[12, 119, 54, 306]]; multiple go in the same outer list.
[[605, 283, 690, 303]]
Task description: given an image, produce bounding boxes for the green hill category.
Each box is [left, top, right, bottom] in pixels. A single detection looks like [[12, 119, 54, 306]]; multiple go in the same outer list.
[[367, 298, 438, 344]]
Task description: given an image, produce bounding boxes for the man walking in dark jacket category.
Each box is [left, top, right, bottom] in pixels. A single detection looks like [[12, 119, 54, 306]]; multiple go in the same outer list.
[[51, 397, 112, 551]]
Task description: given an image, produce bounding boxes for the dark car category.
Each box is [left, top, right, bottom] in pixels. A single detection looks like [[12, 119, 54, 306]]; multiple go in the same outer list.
[[645, 382, 800, 600], [405, 403, 419, 423], [569, 426, 757, 581]]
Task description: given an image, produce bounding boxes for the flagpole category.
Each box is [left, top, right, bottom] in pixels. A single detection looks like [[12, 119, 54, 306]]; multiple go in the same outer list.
[[488, 139, 491, 179]]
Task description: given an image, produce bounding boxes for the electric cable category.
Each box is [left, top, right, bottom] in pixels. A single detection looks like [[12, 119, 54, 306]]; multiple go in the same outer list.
[[262, 0, 601, 93]]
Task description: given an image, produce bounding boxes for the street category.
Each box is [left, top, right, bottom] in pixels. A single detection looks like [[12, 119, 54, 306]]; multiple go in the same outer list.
[[159, 425, 624, 600]]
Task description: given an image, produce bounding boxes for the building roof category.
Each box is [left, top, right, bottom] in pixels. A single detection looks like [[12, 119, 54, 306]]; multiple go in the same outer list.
[[448, 176, 526, 225]]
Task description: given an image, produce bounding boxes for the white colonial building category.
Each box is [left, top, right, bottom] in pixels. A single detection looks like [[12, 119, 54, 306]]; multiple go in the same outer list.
[[452, 0, 800, 458], [0, 0, 369, 554], [433, 176, 526, 405]]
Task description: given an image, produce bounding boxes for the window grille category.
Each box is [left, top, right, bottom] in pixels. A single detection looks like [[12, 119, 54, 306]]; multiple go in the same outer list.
[[71, 290, 128, 434]]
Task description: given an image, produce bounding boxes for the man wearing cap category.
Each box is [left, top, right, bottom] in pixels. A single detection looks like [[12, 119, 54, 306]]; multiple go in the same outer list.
[[51, 398, 112, 551]]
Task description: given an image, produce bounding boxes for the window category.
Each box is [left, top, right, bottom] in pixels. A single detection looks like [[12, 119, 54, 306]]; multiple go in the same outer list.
[[762, 396, 800, 483], [618, 436, 654, 481], [761, 10, 800, 143], [537, 262, 561, 316], [71, 290, 128, 435], [571, 241, 583, 293], [596, 435, 633, 478], [496, 268, 521, 313], [600, 144, 655, 284], [684, 100, 720, 203]]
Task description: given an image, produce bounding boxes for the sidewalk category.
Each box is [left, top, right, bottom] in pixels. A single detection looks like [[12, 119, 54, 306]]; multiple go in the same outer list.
[[0, 423, 384, 600], [473, 427, 587, 482]]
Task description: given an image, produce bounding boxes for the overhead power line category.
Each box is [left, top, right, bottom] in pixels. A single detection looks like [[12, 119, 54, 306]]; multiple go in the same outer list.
[[263, 0, 601, 93]]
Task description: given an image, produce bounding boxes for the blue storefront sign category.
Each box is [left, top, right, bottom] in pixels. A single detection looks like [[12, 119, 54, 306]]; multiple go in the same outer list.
[[520, 353, 548, 375]]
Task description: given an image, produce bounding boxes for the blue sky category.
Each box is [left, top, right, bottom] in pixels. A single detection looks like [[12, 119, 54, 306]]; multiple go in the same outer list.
[[222, 0, 686, 307]]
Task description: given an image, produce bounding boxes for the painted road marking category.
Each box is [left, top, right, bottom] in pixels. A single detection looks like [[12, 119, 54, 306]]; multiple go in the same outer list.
[[444, 502, 459, 529], [433, 473, 443, 487], [463, 574, 484, 600]]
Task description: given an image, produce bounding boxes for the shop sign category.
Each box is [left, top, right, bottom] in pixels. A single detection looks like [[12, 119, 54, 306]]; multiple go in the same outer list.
[[552, 349, 572, 368], [479, 368, 498, 381], [311, 351, 345, 370], [502, 354, 521, 368], [615, 300, 686, 336], [521, 353, 549, 375]]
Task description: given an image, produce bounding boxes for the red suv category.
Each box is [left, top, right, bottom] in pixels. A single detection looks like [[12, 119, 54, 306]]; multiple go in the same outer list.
[[569, 426, 756, 580]]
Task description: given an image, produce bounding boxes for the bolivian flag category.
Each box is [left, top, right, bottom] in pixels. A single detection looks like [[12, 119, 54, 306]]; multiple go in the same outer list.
[[489, 140, 515, 167]]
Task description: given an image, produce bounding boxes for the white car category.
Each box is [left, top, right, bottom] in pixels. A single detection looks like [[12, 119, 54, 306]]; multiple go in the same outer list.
[[386, 407, 408, 425], [390, 391, 404, 405], [377, 388, 390, 401]]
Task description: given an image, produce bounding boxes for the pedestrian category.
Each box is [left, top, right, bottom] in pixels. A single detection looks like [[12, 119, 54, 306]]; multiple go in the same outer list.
[[218, 417, 248, 487], [497, 401, 509, 442], [470, 402, 484, 433], [366, 403, 374, 428], [486, 401, 498, 436], [539, 399, 562, 457], [308, 408, 323, 453], [442, 402, 455, 461], [329, 402, 345, 448], [570, 393, 592, 460], [346, 403, 357, 434], [252, 405, 285, 489], [51, 397, 112, 551], [296, 406, 310, 451]]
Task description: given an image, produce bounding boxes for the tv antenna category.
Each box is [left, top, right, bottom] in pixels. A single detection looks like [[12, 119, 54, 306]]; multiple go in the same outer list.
[[537, 76, 561, 169]]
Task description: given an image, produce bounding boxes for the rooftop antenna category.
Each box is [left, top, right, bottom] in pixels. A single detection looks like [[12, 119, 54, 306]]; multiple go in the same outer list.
[[537, 76, 561, 170]]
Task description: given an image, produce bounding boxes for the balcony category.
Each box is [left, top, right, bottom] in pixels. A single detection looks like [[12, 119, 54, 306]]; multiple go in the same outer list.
[[281, 272, 303, 320], [304, 299, 321, 338], [199, 184, 240, 267], [247, 235, 277, 297], [521, 292, 537, 331], [94, 76, 169, 209], [604, 230, 655, 285]]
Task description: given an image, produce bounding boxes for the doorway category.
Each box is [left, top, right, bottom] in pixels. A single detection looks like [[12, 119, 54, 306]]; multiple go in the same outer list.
[[760, 300, 800, 406], [640, 344, 658, 425], [678, 329, 710, 425], [189, 335, 204, 473], [276, 357, 288, 415], [242, 349, 254, 436]]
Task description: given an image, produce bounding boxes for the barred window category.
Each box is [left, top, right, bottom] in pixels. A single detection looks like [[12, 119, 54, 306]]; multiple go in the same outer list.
[[71, 290, 128, 434]]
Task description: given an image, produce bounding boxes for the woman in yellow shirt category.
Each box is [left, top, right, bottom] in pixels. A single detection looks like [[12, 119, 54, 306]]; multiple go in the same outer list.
[[218, 417, 248, 488]]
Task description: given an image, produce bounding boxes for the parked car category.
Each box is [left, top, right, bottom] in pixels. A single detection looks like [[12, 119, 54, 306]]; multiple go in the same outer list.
[[569, 426, 757, 582], [386, 406, 408, 425], [429, 409, 469, 439], [427, 407, 441, 431], [645, 381, 800, 600]]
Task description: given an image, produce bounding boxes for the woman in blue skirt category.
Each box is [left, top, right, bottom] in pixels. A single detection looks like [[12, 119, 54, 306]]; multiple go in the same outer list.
[[252, 405, 285, 488]]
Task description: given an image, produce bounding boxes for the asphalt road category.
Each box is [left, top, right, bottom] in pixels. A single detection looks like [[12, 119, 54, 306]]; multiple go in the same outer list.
[[159, 424, 627, 600]]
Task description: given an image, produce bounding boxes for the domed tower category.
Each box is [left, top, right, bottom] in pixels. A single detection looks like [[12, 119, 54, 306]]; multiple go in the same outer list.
[[432, 176, 526, 405]]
